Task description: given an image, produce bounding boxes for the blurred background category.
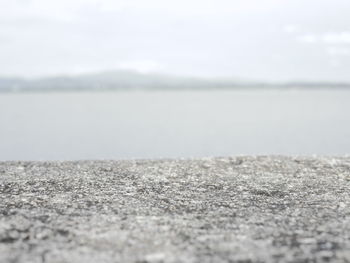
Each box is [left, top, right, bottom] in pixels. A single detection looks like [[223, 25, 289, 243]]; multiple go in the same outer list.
[[0, 0, 349, 160]]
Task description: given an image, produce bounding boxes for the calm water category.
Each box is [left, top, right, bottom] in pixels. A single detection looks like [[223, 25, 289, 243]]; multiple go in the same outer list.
[[0, 89, 349, 160]]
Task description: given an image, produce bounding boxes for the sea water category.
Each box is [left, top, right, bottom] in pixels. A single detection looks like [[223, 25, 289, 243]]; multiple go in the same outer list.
[[0, 89, 349, 160]]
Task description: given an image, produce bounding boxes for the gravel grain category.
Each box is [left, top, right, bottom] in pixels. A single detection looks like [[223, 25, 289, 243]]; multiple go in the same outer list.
[[1, 156, 350, 262]]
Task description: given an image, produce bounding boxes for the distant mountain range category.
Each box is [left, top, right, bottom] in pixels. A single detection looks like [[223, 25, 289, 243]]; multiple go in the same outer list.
[[0, 71, 349, 92]]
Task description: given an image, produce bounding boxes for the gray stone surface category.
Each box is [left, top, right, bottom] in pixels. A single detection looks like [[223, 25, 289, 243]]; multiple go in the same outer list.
[[1, 156, 350, 263]]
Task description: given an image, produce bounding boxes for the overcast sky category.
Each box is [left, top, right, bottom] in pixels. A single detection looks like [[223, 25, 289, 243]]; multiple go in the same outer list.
[[1, 0, 350, 81]]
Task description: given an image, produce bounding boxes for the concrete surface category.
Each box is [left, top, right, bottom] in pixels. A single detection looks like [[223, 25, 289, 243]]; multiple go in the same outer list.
[[1, 156, 350, 263]]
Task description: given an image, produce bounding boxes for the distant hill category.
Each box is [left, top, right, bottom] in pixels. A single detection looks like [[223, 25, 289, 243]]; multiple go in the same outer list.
[[0, 71, 349, 92]]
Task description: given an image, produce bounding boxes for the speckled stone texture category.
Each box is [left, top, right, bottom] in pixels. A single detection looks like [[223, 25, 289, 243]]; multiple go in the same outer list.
[[1, 156, 350, 263]]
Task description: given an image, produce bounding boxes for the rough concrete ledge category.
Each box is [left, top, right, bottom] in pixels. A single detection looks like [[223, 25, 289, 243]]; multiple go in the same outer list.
[[1, 156, 350, 263]]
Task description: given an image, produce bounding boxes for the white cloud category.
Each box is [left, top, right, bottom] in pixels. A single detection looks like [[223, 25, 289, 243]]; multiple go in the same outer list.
[[117, 60, 163, 74], [297, 34, 318, 43], [0, 0, 284, 22], [283, 25, 298, 33], [322, 32, 350, 44], [1, 0, 350, 81], [329, 58, 341, 68], [0, 0, 79, 22], [327, 46, 350, 56], [297, 32, 350, 45]]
